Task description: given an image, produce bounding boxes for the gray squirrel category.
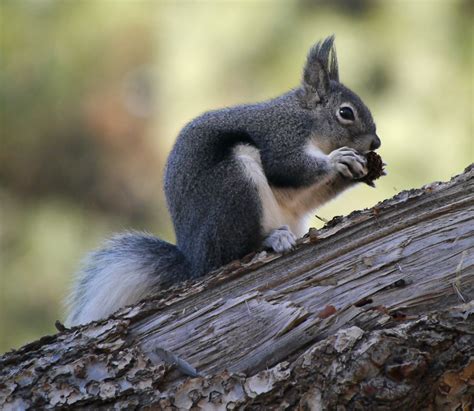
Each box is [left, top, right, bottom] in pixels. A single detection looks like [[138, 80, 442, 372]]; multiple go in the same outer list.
[[66, 36, 380, 326]]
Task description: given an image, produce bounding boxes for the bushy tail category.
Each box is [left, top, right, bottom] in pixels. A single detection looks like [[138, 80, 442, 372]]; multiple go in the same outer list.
[[65, 232, 189, 326]]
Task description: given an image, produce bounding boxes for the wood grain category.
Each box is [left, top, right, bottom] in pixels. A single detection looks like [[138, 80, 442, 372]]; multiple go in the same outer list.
[[1, 165, 472, 410]]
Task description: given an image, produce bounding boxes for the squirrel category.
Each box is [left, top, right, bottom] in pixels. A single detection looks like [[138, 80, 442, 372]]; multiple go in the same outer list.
[[66, 36, 381, 326]]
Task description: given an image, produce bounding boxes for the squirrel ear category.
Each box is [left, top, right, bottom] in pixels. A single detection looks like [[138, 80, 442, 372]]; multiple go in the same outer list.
[[300, 36, 339, 107], [302, 59, 330, 105]]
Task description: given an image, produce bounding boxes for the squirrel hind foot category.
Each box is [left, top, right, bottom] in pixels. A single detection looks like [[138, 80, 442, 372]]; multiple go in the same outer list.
[[263, 225, 296, 254]]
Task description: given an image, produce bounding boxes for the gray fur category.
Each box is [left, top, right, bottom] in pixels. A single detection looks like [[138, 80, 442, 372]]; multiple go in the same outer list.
[[66, 36, 381, 325], [66, 232, 188, 325]]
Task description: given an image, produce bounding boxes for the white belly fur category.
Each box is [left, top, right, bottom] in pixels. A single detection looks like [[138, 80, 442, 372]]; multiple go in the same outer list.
[[234, 144, 325, 237]]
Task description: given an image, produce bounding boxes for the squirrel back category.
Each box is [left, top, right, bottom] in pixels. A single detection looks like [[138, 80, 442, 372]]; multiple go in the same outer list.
[[66, 36, 381, 326]]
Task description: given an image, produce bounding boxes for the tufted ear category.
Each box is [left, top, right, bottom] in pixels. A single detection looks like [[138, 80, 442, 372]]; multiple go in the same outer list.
[[301, 35, 339, 107]]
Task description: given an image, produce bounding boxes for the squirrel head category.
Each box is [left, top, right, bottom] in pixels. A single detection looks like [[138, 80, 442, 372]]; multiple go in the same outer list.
[[298, 36, 381, 154]]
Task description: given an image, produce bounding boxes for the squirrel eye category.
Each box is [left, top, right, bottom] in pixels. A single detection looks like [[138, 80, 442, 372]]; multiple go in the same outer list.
[[338, 106, 355, 122]]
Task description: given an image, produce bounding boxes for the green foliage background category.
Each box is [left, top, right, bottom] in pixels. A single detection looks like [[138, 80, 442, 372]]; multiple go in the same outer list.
[[1, 0, 472, 353]]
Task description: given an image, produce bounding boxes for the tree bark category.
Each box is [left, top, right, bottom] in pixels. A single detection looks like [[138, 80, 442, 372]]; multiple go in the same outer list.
[[1, 165, 473, 410]]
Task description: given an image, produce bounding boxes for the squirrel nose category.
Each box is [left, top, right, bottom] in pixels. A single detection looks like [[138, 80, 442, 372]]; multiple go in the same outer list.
[[370, 134, 381, 151]]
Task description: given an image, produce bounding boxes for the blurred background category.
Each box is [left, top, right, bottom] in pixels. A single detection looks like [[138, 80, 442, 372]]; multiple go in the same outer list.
[[0, 0, 472, 353]]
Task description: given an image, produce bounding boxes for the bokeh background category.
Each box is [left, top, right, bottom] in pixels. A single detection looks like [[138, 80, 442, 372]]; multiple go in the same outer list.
[[1, 0, 472, 353]]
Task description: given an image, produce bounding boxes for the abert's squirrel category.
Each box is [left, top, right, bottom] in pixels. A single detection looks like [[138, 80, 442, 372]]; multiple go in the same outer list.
[[66, 36, 381, 326]]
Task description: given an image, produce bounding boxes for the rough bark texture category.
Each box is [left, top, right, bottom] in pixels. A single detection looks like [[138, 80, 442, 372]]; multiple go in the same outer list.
[[1, 165, 473, 410]]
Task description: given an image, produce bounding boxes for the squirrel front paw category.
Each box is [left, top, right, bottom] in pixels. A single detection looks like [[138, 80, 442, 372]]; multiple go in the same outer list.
[[263, 225, 296, 253], [328, 147, 368, 179]]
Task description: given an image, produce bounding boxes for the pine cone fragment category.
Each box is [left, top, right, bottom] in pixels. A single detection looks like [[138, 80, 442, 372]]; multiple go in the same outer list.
[[359, 151, 386, 187]]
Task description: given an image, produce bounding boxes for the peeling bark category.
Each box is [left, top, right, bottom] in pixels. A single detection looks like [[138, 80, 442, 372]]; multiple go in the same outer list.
[[1, 165, 473, 410]]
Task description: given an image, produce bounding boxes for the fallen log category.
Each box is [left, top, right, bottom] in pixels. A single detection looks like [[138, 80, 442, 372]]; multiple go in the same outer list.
[[1, 164, 473, 410]]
